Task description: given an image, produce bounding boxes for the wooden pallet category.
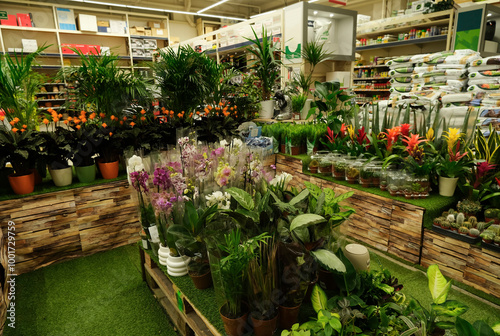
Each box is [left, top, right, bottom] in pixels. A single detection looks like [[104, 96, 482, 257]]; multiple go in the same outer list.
[[0, 180, 140, 274], [141, 249, 221, 336]]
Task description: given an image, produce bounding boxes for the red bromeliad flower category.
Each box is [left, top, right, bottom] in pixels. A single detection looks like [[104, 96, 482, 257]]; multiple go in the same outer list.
[[339, 123, 347, 138], [449, 140, 468, 162], [496, 177, 500, 187], [326, 127, 335, 143], [382, 127, 401, 152], [473, 161, 496, 189], [400, 123, 411, 137], [402, 134, 427, 156], [356, 126, 369, 145]]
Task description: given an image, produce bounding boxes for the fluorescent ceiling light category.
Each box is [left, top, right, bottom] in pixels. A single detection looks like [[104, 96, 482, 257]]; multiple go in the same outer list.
[[198, 0, 230, 14], [487, 13, 492, 17], [313, 11, 318, 15], [330, 13, 334, 17], [250, 10, 276, 19], [67, 0, 246, 21], [308, 0, 319, 3]]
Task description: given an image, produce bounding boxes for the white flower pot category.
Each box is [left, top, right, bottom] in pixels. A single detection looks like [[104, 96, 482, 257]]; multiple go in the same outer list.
[[344, 244, 370, 272], [439, 176, 459, 197], [259, 100, 275, 119], [301, 99, 313, 120], [158, 244, 170, 266], [166, 253, 191, 277], [48, 166, 73, 187]]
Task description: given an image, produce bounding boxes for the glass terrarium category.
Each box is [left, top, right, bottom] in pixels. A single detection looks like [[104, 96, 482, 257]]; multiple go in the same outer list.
[[359, 162, 374, 187], [413, 175, 430, 198], [346, 158, 366, 184], [318, 154, 334, 175], [371, 162, 383, 188], [387, 171, 405, 196], [332, 154, 348, 180]]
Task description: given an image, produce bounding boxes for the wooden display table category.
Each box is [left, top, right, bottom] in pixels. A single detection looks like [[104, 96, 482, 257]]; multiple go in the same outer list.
[[0, 179, 140, 274]]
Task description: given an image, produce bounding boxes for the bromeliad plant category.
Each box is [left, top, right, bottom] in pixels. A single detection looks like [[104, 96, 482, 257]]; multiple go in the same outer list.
[[436, 128, 472, 179]]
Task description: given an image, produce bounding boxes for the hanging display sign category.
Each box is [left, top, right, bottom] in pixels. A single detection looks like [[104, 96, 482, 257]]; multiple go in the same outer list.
[[329, 0, 347, 5]]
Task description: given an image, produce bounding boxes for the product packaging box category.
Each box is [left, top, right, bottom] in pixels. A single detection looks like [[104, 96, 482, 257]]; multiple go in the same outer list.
[[56, 8, 76, 30], [144, 27, 152, 36], [97, 20, 109, 27], [143, 39, 157, 49], [131, 48, 145, 57], [16, 13, 32, 27], [0, 15, 17, 26], [109, 20, 127, 34], [130, 38, 144, 48], [147, 21, 162, 29], [143, 50, 153, 58], [97, 26, 109, 33], [152, 28, 167, 37], [21, 39, 38, 52], [87, 45, 101, 54], [77, 14, 97, 32], [61, 43, 87, 54], [129, 26, 145, 35]]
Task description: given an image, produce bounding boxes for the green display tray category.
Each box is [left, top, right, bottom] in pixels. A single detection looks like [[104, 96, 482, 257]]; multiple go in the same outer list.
[[432, 225, 481, 244]]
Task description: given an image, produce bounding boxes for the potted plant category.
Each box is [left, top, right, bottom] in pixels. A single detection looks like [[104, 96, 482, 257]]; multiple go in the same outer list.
[[69, 113, 99, 183], [0, 48, 47, 194], [308, 159, 319, 174], [218, 229, 269, 336], [61, 49, 151, 179], [291, 94, 307, 121], [245, 26, 282, 119], [289, 127, 303, 156], [359, 164, 373, 188]]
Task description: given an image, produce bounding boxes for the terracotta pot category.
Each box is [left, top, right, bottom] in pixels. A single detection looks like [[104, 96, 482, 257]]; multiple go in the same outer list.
[[309, 167, 318, 174], [278, 304, 300, 330], [97, 160, 119, 179], [360, 179, 370, 188], [291, 146, 300, 156], [280, 144, 286, 153], [252, 314, 278, 336], [8, 172, 35, 195], [220, 304, 249, 336], [31, 168, 42, 185], [189, 270, 213, 290]]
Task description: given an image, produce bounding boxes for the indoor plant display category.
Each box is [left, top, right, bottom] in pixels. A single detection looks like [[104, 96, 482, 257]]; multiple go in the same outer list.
[[289, 126, 303, 156], [291, 94, 307, 120], [245, 26, 282, 119], [0, 47, 47, 194], [69, 111, 99, 183], [218, 229, 269, 336]]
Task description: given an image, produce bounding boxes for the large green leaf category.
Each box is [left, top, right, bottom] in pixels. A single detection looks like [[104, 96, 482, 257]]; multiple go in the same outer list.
[[473, 320, 496, 336], [492, 322, 500, 334], [290, 214, 326, 232], [331, 191, 354, 205], [431, 300, 468, 317], [427, 264, 452, 304], [289, 189, 309, 206], [311, 249, 346, 273], [311, 284, 328, 313], [226, 187, 254, 211], [456, 317, 480, 336]]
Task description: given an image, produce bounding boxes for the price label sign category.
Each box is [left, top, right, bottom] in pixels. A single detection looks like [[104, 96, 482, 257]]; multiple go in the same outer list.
[[0, 11, 8, 20]]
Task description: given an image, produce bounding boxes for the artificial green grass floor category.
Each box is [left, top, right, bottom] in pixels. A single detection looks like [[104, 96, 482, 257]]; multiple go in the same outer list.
[[4, 245, 177, 336]]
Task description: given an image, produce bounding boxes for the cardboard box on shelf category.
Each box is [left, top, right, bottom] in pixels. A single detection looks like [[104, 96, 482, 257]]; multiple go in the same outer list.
[[21, 39, 38, 52], [16, 13, 32, 27], [97, 20, 109, 27], [143, 50, 153, 58], [97, 26, 109, 33], [152, 28, 167, 37], [130, 38, 144, 48], [0, 14, 17, 26], [170, 36, 180, 44], [130, 26, 145, 35], [143, 39, 157, 49], [77, 14, 97, 32], [109, 20, 127, 34], [131, 48, 145, 57], [61, 43, 86, 54], [147, 21, 162, 29], [144, 27, 152, 36], [56, 8, 76, 30]]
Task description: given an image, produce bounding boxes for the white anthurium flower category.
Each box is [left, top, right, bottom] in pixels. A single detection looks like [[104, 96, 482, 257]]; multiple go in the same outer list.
[[220, 139, 228, 147], [128, 155, 143, 171], [206, 191, 231, 209], [232, 138, 243, 149], [270, 172, 293, 189]]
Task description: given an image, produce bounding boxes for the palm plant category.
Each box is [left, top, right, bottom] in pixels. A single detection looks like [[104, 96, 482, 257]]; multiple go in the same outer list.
[[153, 45, 220, 116], [245, 26, 282, 101]]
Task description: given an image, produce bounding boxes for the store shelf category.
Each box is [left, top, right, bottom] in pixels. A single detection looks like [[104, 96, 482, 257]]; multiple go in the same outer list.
[[353, 77, 390, 80], [58, 30, 128, 38], [132, 56, 153, 61], [130, 35, 169, 41], [39, 106, 65, 110], [353, 89, 390, 92], [355, 35, 447, 51], [1, 51, 61, 57], [36, 92, 66, 95], [36, 98, 66, 102], [357, 18, 450, 39], [34, 65, 62, 69], [354, 64, 389, 69], [205, 34, 282, 55], [0, 25, 57, 33]]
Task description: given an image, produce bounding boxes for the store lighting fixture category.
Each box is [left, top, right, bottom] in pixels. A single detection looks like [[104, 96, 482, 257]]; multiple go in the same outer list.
[[487, 13, 492, 17], [250, 10, 276, 19], [67, 0, 246, 21], [330, 13, 334, 17], [308, 0, 319, 3], [197, 0, 230, 14], [313, 11, 318, 15]]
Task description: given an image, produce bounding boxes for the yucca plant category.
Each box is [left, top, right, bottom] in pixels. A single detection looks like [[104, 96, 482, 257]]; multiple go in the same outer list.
[[245, 26, 282, 101]]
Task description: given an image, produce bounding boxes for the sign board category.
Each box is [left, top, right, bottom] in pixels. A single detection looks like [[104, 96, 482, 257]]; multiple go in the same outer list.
[[0, 11, 8, 20]]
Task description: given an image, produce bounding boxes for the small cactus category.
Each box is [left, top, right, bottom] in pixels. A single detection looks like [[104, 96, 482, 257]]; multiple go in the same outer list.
[[477, 222, 491, 231], [442, 211, 449, 217], [481, 232, 495, 241], [484, 208, 495, 218], [469, 216, 477, 227], [456, 213, 465, 226], [469, 228, 480, 237], [434, 217, 442, 226], [449, 209, 455, 215], [441, 221, 451, 229], [447, 214, 455, 223], [463, 221, 472, 229], [451, 222, 461, 229], [459, 226, 469, 235]]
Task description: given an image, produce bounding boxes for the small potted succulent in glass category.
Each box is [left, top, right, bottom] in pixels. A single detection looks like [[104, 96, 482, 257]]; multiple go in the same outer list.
[[309, 159, 319, 174], [359, 165, 373, 188], [333, 159, 347, 180], [318, 155, 333, 175]]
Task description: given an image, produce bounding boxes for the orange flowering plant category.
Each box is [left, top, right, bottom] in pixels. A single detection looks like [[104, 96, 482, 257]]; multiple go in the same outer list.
[[194, 101, 240, 143], [0, 47, 48, 176], [40, 108, 76, 169]]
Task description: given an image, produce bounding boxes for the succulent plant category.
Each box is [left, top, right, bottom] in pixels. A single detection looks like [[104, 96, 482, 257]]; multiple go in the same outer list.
[[457, 199, 482, 215], [477, 222, 491, 231], [456, 213, 465, 226], [480, 231, 495, 241], [484, 208, 496, 218], [459, 226, 469, 235], [441, 221, 451, 229], [469, 228, 480, 237], [309, 159, 319, 168], [463, 221, 472, 229], [451, 222, 460, 229], [468, 216, 477, 227], [495, 236, 500, 245], [442, 211, 449, 217], [434, 217, 442, 225], [447, 214, 455, 223], [448, 209, 455, 215]]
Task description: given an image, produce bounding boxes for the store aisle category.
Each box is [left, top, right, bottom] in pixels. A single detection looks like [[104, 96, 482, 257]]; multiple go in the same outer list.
[[4, 245, 177, 336]]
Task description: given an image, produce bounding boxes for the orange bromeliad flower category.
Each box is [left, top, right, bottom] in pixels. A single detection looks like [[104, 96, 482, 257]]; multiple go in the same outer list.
[[80, 118, 87, 123], [140, 109, 146, 115], [74, 118, 81, 125], [102, 123, 108, 128], [109, 132, 113, 137], [99, 113, 106, 118], [67, 116, 73, 122], [382, 127, 401, 152], [76, 125, 81, 130], [177, 113, 183, 118], [110, 115, 116, 121], [132, 115, 137, 120], [22, 124, 27, 129], [120, 120, 124, 125], [402, 134, 427, 156], [140, 116, 146, 121], [130, 121, 136, 128], [63, 120, 68, 125], [189, 113, 193, 118], [20, 128, 25, 133], [89, 113, 96, 120], [11, 127, 18, 133], [42, 119, 49, 125]]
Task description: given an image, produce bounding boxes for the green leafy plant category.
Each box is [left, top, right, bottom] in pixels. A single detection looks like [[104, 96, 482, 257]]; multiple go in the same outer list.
[[455, 317, 500, 336], [245, 26, 282, 101], [291, 94, 308, 113]]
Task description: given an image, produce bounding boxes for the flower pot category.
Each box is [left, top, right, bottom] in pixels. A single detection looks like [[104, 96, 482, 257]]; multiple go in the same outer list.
[[48, 166, 73, 187], [97, 160, 119, 179], [344, 244, 370, 272], [158, 244, 170, 266], [251, 314, 278, 336], [300, 99, 313, 120], [278, 304, 300, 330], [75, 164, 96, 183], [259, 100, 275, 119], [166, 253, 190, 277], [483, 238, 493, 244], [8, 172, 35, 195], [220, 303, 249, 336], [31, 168, 42, 185], [280, 144, 286, 154], [291, 146, 300, 156], [189, 270, 213, 290], [309, 166, 318, 174], [438, 176, 459, 197], [318, 268, 337, 291], [360, 178, 370, 188]]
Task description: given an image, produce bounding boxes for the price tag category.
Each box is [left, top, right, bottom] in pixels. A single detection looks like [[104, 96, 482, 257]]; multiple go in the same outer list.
[[0, 11, 7, 20], [148, 225, 160, 242], [142, 239, 148, 250]]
